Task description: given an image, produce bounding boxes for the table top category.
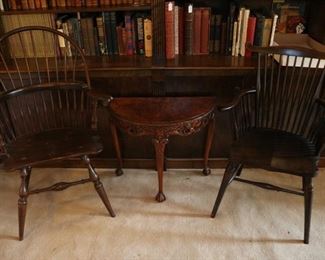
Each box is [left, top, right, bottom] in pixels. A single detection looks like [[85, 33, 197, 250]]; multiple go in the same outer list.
[[109, 97, 216, 125]]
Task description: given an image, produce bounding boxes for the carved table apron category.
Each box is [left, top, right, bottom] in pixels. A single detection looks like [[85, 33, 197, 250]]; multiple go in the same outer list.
[[108, 97, 216, 202]]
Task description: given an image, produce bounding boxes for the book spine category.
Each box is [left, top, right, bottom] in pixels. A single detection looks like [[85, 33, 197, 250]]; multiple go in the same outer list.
[[261, 18, 272, 47], [96, 16, 107, 55], [178, 7, 184, 55], [235, 8, 244, 56], [200, 7, 210, 55], [193, 8, 201, 55], [231, 21, 237, 56], [103, 12, 113, 55], [125, 13, 133, 56], [220, 21, 227, 55], [209, 14, 215, 53], [245, 16, 256, 57], [240, 8, 250, 57], [214, 15, 222, 53], [165, 1, 175, 59], [110, 12, 118, 54], [269, 14, 278, 46], [254, 14, 265, 47], [184, 3, 193, 55], [21, 0, 29, 9], [174, 6, 179, 55], [144, 18, 152, 57], [136, 16, 145, 55]]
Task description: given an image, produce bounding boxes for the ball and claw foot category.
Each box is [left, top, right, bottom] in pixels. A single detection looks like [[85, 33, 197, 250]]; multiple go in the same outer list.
[[115, 168, 124, 176], [202, 167, 211, 176], [155, 192, 166, 202]]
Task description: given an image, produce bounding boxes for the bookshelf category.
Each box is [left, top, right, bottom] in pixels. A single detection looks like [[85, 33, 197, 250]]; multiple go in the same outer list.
[[0, 0, 324, 168]]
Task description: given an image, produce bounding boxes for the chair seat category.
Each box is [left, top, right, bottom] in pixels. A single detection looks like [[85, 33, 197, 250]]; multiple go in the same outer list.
[[231, 128, 318, 176], [3, 128, 103, 171]]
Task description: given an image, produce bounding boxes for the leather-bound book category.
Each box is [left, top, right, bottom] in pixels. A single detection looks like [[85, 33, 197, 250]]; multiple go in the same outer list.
[[27, 0, 35, 9], [75, 0, 82, 7], [200, 7, 210, 55], [35, 0, 42, 8], [41, 0, 47, 7], [178, 6, 184, 55], [116, 26, 125, 55], [245, 16, 256, 57], [193, 8, 201, 55], [21, 0, 29, 9], [125, 13, 134, 55], [174, 5, 179, 55], [209, 14, 215, 53], [9, 0, 17, 9], [144, 18, 152, 57], [165, 1, 175, 59], [220, 21, 227, 54], [56, 0, 65, 8], [103, 12, 113, 55], [96, 16, 107, 55], [214, 15, 222, 53], [184, 3, 193, 55]]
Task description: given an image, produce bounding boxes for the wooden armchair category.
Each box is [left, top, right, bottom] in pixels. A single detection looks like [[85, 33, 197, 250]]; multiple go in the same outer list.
[[211, 44, 325, 244], [0, 26, 115, 240]]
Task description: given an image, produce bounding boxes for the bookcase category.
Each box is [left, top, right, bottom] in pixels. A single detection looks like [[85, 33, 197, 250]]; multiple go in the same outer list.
[[0, 0, 324, 168]]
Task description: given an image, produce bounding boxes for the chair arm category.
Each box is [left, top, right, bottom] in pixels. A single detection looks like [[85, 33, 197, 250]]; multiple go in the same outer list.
[[217, 88, 256, 112], [88, 90, 113, 107]]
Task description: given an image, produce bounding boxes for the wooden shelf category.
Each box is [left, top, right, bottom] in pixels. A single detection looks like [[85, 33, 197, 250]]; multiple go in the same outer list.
[[0, 5, 151, 15]]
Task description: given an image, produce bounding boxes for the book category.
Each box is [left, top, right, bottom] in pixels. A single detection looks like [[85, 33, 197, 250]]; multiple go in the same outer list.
[[245, 16, 256, 57], [214, 15, 222, 53], [269, 14, 278, 46], [193, 7, 202, 55], [174, 5, 179, 55], [178, 7, 184, 55], [254, 13, 265, 47], [144, 18, 152, 57], [261, 18, 273, 47], [136, 15, 145, 55], [231, 21, 238, 56], [240, 8, 250, 57], [165, 1, 175, 59], [235, 8, 244, 56], [209, 14, 216, 53], [184, 3, 194, 55], [125, 13, 134, 56], [200, 8, 210, 55], [220, 21, 227, 54]]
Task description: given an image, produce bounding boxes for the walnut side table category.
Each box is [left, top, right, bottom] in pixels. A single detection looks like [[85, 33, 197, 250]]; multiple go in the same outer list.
[[109, 97, 216, 202]]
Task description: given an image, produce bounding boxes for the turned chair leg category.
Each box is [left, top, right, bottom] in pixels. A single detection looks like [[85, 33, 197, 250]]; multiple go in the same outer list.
[[203, 117, 215, 176], [18, 167, 31, 241], [82, 155, 116, 217], [303, 176, 313, 244], [110, 123, 124, 176], [153, 137, 168, 202], [211, 162, 242, 218]]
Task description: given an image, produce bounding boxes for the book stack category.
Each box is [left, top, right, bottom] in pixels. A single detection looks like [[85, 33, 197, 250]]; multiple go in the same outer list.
[[55, 12, 152, 57], [0, 0, 151, 10], [165, 2, 210, 59], [164, 2, 281, 59]]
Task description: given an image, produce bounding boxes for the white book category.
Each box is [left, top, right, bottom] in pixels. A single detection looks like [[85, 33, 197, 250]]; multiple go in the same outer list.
[[232, 21, 238, 56], [174, 6, 179, 55], [269, 14, 278, 46], [240, 8, 250, 56], [0, 0, 4, 11], [235, 8, 244, 56]]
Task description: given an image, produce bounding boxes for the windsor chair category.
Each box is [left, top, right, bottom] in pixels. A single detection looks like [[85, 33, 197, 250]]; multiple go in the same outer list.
[[211, 44, 325, 244], [0, 26, 115, 241]]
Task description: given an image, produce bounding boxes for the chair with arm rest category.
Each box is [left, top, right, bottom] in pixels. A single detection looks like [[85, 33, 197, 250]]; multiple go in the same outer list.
[[211, 44, 325, 244], [0, 26, 115, 241]]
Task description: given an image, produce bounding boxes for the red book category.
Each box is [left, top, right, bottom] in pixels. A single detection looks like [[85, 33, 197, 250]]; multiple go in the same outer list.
[[165, 1, 175, 59], [193, 8, 202, 55], [200, 8, 210, 54], [245, 16, 257, 57], [178, 7, 184, 55]]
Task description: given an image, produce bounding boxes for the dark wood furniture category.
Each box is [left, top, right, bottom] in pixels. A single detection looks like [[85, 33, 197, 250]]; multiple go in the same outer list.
[[0, 26, 115, 241], [108, 96, 216, 202], [211, 44, 325, 244]]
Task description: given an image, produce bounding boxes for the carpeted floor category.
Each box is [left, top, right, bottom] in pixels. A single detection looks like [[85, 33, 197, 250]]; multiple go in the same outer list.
[[0, 167, 324, 259]]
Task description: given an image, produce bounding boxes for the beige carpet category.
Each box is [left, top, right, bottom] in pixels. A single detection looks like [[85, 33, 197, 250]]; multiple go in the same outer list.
[[0, 167, 325, 259]]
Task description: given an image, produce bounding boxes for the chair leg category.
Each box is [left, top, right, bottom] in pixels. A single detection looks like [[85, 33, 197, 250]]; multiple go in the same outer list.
[[203, 117, 215, 176], [82, 155, 116, 217], [110, 123, 124, 176], [18, 167, 31, 241], [303, 176, 313, 244], [25, 166, 32, 190], [211, 162, 242, 218]]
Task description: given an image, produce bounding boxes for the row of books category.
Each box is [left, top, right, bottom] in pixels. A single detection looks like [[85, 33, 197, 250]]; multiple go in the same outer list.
[[56, 12, 152, 57], [165, 2, 279, 59], [0, 0, 150, 10]]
